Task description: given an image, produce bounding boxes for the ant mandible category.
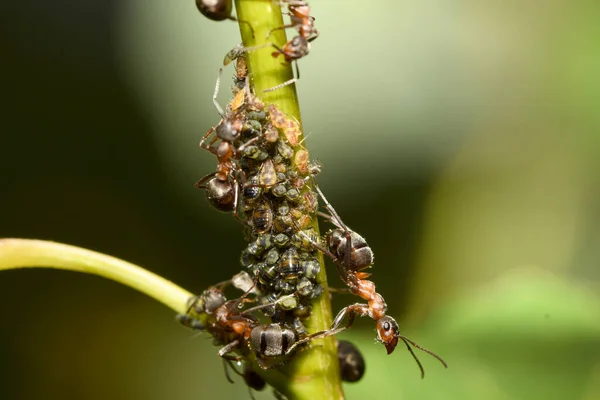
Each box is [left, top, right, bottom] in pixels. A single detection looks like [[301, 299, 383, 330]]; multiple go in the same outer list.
[[306, 182, 448, 378]]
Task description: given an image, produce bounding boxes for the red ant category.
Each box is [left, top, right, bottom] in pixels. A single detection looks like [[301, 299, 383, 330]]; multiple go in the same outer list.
[[268, 1, 319, 57], [303, 182, 448, 378], [196, 67, 261, 216], [177, 286, 346, 371], [263, 1, 319, 92]]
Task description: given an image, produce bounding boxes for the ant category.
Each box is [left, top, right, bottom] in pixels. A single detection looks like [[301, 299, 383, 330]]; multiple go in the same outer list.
[[264, 1, 319, 92], [196, 67, 263, 216], [177, 286, 346, 370], [303, 181, 448, 378]]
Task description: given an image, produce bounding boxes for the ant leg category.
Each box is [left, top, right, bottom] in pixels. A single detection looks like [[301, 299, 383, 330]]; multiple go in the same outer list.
[[328, 287, 352, 295], [330, 303, 369, 330], [294, 59, 300, 81], [229, 17, 255, 38], [273, 389, 287, 400], [218, 340, 242, 361], [232, 177, 241, 221], [263, 68, 298, 93], [222, 359, 237, 384], [265, 23, 295, 39], [255, 357, 272, 370], [284, 326, 348, 355], [199, 126, 217, 150], [195, 172, 217, 189], [213, 68, 225, 117], [307, 29, 320, 43], [175, 314, 205, 330]]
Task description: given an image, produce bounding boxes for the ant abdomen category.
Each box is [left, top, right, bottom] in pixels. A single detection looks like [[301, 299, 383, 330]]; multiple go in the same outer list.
[[205, 178, 235, 212], [327, 229, 374, 271]]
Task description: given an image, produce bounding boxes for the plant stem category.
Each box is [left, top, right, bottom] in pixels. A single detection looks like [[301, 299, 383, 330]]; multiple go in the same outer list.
[[234, 2, 344, 399], [0, 238, 192, 315]]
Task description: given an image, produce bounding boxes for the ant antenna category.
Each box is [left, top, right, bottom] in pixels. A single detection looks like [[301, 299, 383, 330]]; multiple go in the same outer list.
[[213, 68, 225, 117], [399, 335, 448, 379], [312, 181, 348, 232]]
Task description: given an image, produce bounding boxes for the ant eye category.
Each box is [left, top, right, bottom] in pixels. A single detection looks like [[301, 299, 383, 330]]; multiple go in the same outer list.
[[383, 321, 390, 331]]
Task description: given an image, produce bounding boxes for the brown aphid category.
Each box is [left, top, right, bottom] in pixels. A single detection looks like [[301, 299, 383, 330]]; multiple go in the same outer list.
[[264, 125, 279, 143], [290, 208, 312, 230], [230, 88, 245, 111], [268, 104, 301, 146], [294, 149, 309, 174], [258, 159, 277, 187], [301, 190, 318, 214], [250, 199, 273, 234], [284, 123, 301, 147]]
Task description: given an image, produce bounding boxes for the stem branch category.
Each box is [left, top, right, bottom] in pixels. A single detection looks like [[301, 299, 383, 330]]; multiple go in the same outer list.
[[0, 238, 191, 314]]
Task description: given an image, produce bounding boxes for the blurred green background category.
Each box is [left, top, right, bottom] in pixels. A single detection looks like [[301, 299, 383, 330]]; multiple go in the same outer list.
[[2, 1, 600, 399]]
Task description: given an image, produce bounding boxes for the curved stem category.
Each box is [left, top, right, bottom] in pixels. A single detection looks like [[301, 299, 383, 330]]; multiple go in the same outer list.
[[0, 238, 192, 314], [234, 2, 343, 400]]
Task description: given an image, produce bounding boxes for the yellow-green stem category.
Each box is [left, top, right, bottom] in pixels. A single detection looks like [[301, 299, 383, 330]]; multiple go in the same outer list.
[[0, 239, 192, 314], [234, 1, 343, 399]]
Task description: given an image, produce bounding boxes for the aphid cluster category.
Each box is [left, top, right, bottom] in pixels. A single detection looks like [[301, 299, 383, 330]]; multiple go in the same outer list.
[[179, 1, 447, 397]]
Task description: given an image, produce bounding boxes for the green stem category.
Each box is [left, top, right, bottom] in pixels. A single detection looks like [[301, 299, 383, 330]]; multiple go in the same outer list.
[[0, 238, 192, 314], [234, 2, 343, 400]]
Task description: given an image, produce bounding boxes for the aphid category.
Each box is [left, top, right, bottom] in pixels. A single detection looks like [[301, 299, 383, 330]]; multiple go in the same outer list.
[[306, 182, 448, 377], [278, 247, 302, 280], [249, 199, 274, 234], [258, 159, 278, 187], [337, 340, 366, 383], [294, 149, 309, 173], [268, 104, 301, 146]]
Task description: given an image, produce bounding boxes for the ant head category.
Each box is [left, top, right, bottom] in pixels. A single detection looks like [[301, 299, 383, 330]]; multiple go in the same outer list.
[[377, 317, 449, 378], [200, 287, 227, 314], [216, 117, 242, 142], [376, 316, 399, 354]]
